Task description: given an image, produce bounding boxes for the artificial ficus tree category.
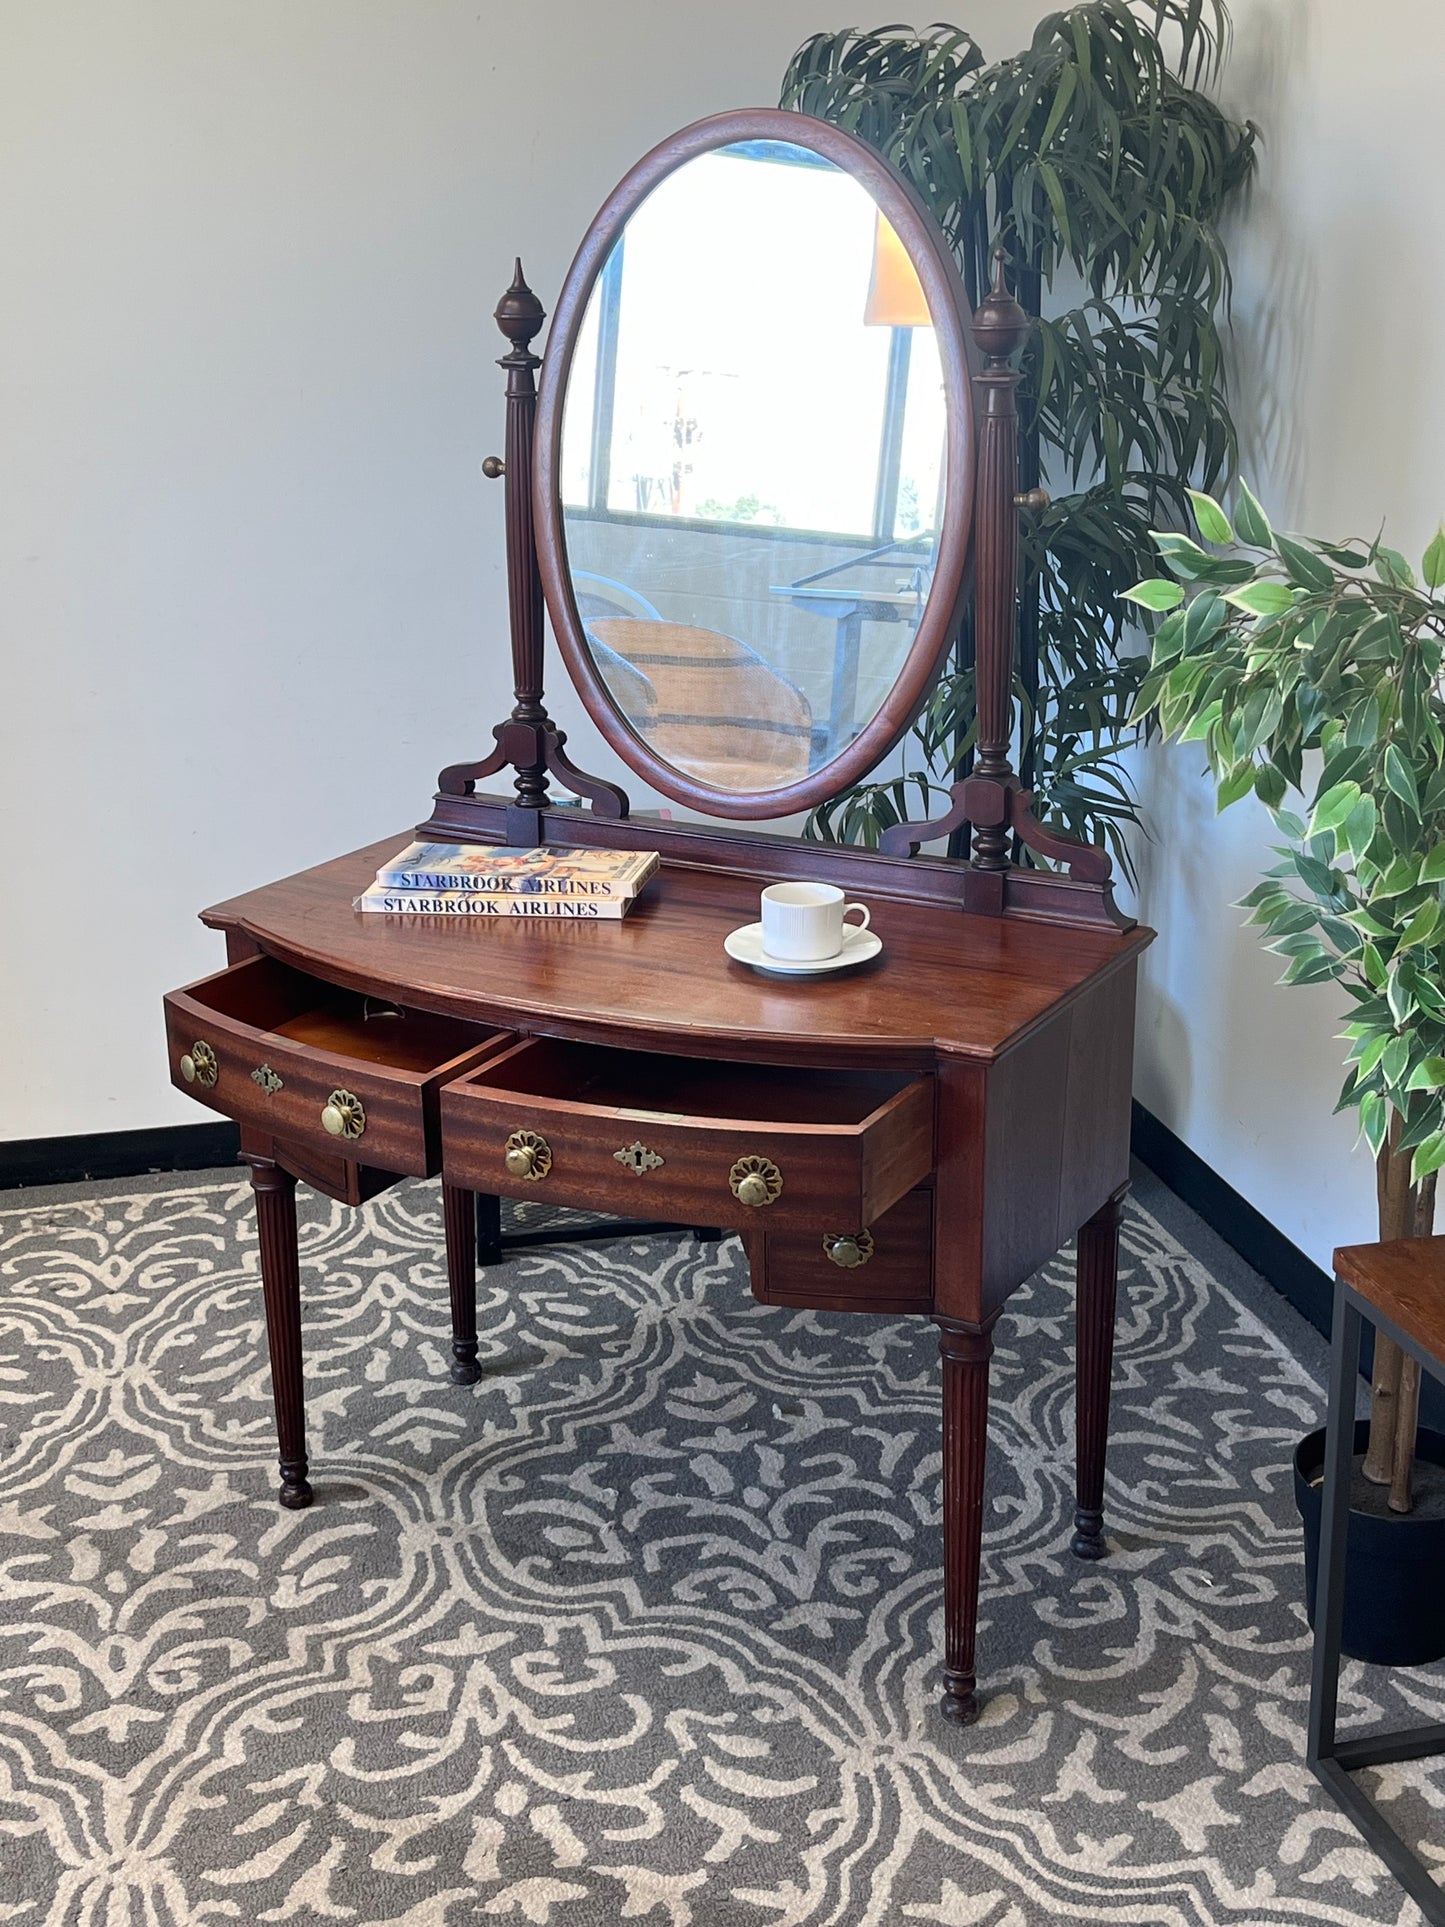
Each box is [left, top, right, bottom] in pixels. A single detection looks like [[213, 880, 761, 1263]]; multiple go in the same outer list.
[[1129, 487, 1445, 1509]]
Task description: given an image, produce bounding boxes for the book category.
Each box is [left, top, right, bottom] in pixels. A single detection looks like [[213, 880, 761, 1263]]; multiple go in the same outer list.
[[374, 842, 658, 899], [353, 884, 632, 919]]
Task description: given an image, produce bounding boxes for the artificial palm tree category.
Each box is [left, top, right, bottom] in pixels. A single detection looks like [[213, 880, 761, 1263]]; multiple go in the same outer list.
[[781, 2, 1256, 869]]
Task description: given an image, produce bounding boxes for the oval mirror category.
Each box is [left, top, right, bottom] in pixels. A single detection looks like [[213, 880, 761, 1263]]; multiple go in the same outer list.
[[534, 110, 975, 821]]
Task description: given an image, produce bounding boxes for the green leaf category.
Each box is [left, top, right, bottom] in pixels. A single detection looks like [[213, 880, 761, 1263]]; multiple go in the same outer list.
[[1359, 1091, 1388, 1156], [1216, 762, 1257, 811], [1376, 545, 1417, 589], [1389, 965, 1418, 1027], [1121, 579, 1185, 611], [1383, 742, 1420, 816], [1423, 525, 1445, 590], [1233, 482, 1273, 549], [1398, 898, 1441, 949], [1187, 489, 1233, 545], [1413, 1132, 1445, 1184], [1419, 843, 1445, 885], [1276, 534, 1335, 593], [1224, 580, 1297, 619], [1382, 1034, 1411, 1087], [1306, 781, 1362, 838], [1407, 1057, 1445, 1091]]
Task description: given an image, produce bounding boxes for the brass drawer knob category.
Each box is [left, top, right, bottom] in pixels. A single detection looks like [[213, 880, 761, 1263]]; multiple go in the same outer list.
[[730, 1155, 782, 1208], [504, 1129, 552, 1181], [321, 1089, 366, 1139], [823, 1230, 875, 1270], [179, 1041, 218, 1088]]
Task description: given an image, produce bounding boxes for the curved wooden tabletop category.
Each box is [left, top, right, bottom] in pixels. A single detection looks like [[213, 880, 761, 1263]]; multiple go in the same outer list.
[[202, 836, 1152, 1069]]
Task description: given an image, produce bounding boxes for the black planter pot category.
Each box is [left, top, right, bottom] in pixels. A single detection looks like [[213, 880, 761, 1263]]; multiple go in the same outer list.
[[1294, 1420, 1445, 1667]]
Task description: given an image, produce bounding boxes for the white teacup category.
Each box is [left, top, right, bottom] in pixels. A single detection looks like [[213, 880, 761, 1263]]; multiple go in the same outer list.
[[760, 882, 871, 961]]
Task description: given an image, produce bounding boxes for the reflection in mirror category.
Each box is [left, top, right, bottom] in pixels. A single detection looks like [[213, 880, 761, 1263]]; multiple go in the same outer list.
[[559, 140, 948, 797]]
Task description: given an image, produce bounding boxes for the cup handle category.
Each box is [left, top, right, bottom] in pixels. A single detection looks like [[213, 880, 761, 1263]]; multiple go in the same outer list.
[[842, 903, 871, 933]]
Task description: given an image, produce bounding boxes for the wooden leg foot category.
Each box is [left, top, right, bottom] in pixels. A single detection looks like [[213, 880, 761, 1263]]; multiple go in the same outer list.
[[279, 1461, 314, 1509], [444, 1181, 482, 1387], [939, 1671, 980, 1725], [1073, 1185, 1126, 1562], [246, 1155, 312, 1510], [937, 1319, 993, 1728]]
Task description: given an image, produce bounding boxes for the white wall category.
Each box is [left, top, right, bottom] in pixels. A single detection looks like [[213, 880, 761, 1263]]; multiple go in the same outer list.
[[0, 0, 848, 1142], [7, 0, 1437, 1283]]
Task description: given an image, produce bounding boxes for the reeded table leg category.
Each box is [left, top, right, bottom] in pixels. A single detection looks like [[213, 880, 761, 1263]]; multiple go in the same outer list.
[[936, 1320, 994, 1725], [445, 1181, 482, 1384], [1073, 1185, 1127, 1560], [245, 1155, 312, 1510]]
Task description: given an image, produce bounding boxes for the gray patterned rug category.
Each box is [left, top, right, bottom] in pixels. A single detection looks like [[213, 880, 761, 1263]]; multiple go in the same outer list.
[[0, 1168, 1440, 1926]]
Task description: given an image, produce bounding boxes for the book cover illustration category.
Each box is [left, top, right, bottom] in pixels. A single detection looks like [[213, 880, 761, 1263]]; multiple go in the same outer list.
[[375, 843, 659, 899], [353, 884, 632, 920]]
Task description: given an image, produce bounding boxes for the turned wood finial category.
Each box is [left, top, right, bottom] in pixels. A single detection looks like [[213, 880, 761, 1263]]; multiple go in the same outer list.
[[972, 248, 1030, 364], [494, 258, 545, 355]]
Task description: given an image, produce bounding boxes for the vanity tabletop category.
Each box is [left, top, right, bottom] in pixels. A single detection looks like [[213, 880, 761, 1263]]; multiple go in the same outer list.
[[201, 836, 1151, 1069]]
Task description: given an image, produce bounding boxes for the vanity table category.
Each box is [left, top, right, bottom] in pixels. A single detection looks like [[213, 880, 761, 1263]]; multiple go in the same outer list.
[[163, 109, 1151, 1726]]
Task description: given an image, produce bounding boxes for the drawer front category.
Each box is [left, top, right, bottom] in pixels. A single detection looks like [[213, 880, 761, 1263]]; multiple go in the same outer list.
[[164, 958, 508, 1178], [748, 1185, 933, 1314], [440, 1044, 934, 1233]]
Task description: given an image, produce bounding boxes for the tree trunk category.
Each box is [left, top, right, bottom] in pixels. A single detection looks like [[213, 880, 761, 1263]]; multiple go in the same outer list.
[[1362, 1120, 1436, 1508]]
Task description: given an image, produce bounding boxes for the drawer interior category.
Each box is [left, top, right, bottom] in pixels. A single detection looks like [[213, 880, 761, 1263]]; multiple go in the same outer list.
[[184, 958, 498, 1074], [461, 1037, 920, 1127]]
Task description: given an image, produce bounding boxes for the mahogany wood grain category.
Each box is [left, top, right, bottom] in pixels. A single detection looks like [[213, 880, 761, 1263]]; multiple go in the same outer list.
[[1334, 1236, 1445, 1368], [439, 1036, 933, 1232], [164, 954, 509, 1176], [201, 839, 1148, 1072], [1073, 1185, 1127, 1560], [748, 1184, 933, 1314], [443, 1181, 482, 1384], [937, 1319, 995, 1725], [245, 1155, 312, 1509], [531, 108, 976, 825]]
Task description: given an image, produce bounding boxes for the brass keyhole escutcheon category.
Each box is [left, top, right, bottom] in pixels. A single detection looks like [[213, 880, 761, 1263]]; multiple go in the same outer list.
[[614, 1141, 664, 1176], [180, 1041, 218, 1088], [729, 1155, 782, 1209], [251, 1064, 283, 1095], [321, 1089, 366, 1140], [823, 1230, 874, 1270], [504, 1129, 552, 1181]]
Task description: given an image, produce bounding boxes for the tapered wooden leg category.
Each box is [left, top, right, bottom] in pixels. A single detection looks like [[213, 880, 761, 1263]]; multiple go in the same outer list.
[[444, 1182, 482, 1384], [1072, 1185, 1127, 1560], [937, 1320, 994, 1726], [246, 1156, 312, 1510]]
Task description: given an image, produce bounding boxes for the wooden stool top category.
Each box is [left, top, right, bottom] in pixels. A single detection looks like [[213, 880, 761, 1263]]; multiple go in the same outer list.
[[1333, 1236, 1445, 1373]]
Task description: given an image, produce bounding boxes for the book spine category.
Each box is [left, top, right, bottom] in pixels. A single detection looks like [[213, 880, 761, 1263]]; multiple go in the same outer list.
[[374, 869, 641, 899], [355, 891, 630, 919]]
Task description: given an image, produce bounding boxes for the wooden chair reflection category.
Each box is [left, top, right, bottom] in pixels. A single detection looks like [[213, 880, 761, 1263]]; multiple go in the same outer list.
[[587, 616, 814, 792]]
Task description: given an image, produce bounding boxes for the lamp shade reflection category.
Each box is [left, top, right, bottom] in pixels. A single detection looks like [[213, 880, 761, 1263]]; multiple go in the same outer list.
[[864, 212, 931, 328]]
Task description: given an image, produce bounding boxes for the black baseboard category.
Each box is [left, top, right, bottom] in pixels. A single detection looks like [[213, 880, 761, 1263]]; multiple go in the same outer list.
[[0, 1122, 241, 1191], [1131, 1100, 1445, 1433]]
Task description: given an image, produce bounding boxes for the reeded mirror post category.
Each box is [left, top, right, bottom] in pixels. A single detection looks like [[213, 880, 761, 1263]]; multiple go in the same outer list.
[[880, 254, 1112, 895], [437, 261, 627, 842]]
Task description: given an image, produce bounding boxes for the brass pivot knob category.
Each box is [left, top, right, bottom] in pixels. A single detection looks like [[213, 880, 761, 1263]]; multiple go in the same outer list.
[[729, 1155, 782, 1208], [180, 1041, 218, 1088], [481, 455, 506, 479], [1014, 487, 1050, 512], [823, 1230, 875, 1270], [504, 1129, 552, 1181], [321, 1089, 366, 1139]]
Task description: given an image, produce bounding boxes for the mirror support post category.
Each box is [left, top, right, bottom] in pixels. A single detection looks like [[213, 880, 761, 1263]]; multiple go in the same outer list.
[[878, 256, 1112, 893], [437, 261, 629, 838]]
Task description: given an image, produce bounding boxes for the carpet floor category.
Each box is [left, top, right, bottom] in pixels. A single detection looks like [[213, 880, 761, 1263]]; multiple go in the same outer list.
[[0, 1165, 1440, 1925]]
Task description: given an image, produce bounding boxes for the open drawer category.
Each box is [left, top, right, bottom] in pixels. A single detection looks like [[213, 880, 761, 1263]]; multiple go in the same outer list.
[[164, 955, 511, 1176], [440, 1037, 934, 1232]]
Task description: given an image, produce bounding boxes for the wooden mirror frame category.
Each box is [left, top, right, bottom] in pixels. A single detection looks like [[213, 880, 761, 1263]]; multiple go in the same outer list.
[[532, 108, 978, 822]]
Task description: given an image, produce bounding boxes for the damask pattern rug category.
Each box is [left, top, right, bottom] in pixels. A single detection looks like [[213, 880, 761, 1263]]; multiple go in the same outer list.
[[0, 1170, 1441, 1926]]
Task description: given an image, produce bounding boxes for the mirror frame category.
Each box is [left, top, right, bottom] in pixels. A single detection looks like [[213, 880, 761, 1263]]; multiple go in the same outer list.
[[533, 107, 977, 822]]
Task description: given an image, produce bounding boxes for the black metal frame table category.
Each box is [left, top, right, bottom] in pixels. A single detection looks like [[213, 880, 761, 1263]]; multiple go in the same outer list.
[[1308, 1239, 1445, 1923]]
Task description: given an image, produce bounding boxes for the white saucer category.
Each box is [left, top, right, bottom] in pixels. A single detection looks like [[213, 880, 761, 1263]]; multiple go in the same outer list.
[[723, 920, 882, 977]]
